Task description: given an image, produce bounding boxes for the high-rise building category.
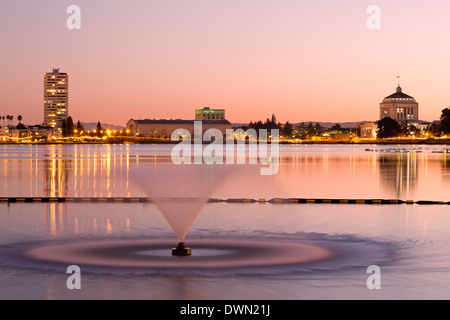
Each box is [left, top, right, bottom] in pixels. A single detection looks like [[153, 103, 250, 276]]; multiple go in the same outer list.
[[380, 85, 419, 122], [43, 68, 68, 128], [195, 107, 226, 121]]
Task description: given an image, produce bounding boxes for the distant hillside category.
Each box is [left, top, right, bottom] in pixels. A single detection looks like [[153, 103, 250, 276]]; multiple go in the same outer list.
[[295, 121, 372, 128], [81, 122, 125, 131]]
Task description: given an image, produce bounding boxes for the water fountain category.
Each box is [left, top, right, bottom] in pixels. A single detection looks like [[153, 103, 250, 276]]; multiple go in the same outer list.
[[18, 151, 336, 272], [130, 162, 239, 256]]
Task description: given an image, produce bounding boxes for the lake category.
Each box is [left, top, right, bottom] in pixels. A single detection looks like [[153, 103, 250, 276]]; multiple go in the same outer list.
[[1, 143, 450, 299]]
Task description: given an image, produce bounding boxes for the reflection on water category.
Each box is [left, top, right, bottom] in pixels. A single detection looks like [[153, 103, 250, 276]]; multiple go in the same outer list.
[[378, 153, 418, 199], [441, 155, 450, 180], [44, 203, 68, 236], [44, 160, 69, 198], [0, 145, 133, 198], [2, 144, 450, 299], [0, 144, 450, 200], [42, 202, 132, 237]]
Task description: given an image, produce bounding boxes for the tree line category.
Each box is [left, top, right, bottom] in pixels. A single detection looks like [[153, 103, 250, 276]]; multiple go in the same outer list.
[[376, 107, 450, 139], [242, 114, 354, 139], [0, 115, 24, 129], [61, 116, 104, 137], [1, 113, 105, 138]]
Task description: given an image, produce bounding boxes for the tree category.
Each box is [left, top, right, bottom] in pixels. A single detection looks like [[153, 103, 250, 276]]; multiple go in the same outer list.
[[427, 122, 441, 137], [76, 120, 85, 134], [314, 123, 323, 134], [376, 117, 401, 139], [306, 122, 315, 139], [96, 121, 103, 137], [61, 118, 67, 136], [271, 114, 277, 126], [283, 121, 294, 138], [248, 115, 281, 138], [331, 124, 342, 131], [440, 108, 450, 134], [400, 121, 421, 137], [66, 116, 74, 136], [16, 115, 25, 129], [6, 115, 13, 127]]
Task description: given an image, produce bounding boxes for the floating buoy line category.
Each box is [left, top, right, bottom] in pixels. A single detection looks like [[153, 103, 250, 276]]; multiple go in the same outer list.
[[0, 197, 448, 205], [365, 147, 450, 154]]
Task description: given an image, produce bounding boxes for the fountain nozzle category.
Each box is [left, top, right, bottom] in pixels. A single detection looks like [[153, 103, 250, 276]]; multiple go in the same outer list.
[[172, 242, 192, 256]]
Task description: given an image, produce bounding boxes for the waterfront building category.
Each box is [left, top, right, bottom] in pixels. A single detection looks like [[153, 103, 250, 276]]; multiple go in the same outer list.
[[43, 68, 69, 128], [195, 107, 226, 121], [126, 119, 232, 138], [380, 85, 419, 122], [359, 122, 378, 139]]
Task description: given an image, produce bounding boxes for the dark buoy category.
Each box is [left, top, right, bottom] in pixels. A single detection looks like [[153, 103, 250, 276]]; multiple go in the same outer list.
[[172, 242, 191, 256]]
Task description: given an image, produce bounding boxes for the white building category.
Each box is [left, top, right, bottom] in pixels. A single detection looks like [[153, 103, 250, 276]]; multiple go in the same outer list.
[[359, 122, 378, 139]]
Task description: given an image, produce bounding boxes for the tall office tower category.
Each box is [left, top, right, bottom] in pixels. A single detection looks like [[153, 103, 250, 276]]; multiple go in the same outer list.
[[43, 68, 69, 128]]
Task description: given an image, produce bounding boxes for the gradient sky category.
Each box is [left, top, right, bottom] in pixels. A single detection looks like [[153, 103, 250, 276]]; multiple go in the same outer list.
[[1, 0, 450, 126]]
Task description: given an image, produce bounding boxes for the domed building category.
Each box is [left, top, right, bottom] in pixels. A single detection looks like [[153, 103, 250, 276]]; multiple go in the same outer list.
[[380, 85, 419, 122]]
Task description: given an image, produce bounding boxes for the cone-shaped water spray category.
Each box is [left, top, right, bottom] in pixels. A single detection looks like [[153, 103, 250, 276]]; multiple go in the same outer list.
[[131, 163, 242, 255]]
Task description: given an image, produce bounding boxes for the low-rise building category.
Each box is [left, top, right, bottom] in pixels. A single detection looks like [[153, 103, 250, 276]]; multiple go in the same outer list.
[[195, 107, 226, 121], [9, 127, 61, 142], [126, 119, 232, 138], [359, 122, 378, 139]]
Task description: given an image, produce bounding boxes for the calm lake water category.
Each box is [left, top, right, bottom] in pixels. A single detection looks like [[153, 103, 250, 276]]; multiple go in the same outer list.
[[1, 143, 450, 300]]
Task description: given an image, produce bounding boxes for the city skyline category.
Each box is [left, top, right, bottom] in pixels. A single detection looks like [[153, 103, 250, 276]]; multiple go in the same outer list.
[[2, 1, 450, 126]]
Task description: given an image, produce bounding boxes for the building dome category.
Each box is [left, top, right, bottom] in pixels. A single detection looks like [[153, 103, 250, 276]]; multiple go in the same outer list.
[[380, 85, 419, 121], [383, 86, 415, 100]]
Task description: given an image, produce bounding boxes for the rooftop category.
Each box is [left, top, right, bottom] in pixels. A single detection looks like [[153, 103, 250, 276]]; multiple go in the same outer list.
[[129, 119, 231, 125], [45, 68, 67, 75], [384, 86, 415, 100]]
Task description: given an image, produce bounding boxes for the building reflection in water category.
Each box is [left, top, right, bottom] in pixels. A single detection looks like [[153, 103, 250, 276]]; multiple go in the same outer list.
[[39, 145, 137, 236], [44, 203, 68, 236], [378, 152, 418, 199], [44, 159, 70, 198], [441, 155, 450, 181], [44, 202, 133, 236], [41, 147, 133, 198]]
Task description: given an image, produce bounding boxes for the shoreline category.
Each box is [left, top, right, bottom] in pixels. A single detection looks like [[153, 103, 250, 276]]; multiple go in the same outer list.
[[1, 138, 450, 145]]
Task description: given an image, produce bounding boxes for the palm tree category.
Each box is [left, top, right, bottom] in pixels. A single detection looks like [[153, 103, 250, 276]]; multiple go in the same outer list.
[[16, 115, 24, 130]]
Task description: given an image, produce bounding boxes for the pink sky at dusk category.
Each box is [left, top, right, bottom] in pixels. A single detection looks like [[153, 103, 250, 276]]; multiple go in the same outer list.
[[1, 0, 450, 126]]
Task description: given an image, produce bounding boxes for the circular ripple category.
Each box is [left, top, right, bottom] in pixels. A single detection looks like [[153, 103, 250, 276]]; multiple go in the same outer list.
[[24, 239, 333, 269]]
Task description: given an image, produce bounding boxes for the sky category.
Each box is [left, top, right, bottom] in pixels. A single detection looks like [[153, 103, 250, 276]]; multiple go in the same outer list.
[[1, 0, 450, 126]]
